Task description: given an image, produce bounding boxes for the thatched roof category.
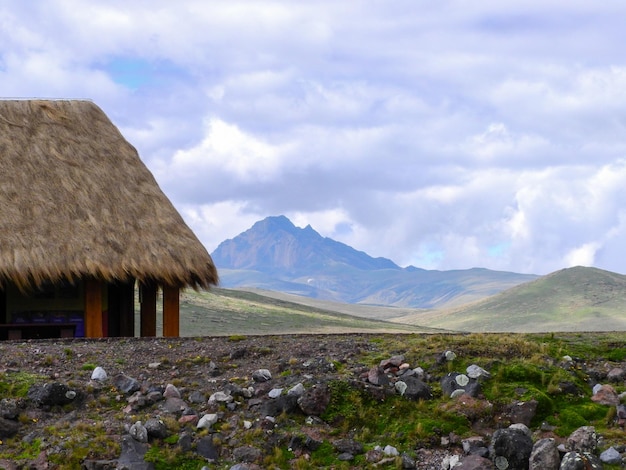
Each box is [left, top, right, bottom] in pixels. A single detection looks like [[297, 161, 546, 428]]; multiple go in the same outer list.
[[0, 99, 218, 290]]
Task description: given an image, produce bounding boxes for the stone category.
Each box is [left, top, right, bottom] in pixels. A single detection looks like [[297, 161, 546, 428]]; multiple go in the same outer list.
[[160, 397, 188, 414], [466, 364, 491, 379], [197, 413, 219, 430], [113, 374, 141, 395], [117, 435, 153, 470], [0, 417, 19, 438], [197, 436, 219, 460], [509, 400, 538, 427], [566, 426, 599, 453], [209, 391, 233, 404], [607, 367, 625, 382], [445, 350, 457, 361], [163, 384, 181, 399], [462, 436, 488, 456], [559, 451, 603, 470], [441, 372, 479, 398], [90, 366, 108, 381], [367, 366, 390, 386], [268, 388, 283, 399], [233, 446, 262, 463], [454, 454, 494, 469], [252, 369, 272, 382], [287, 383, 305, 397], [600, 446, 622, 465], [617, 403, 626, 426], [380, 355, 405, 369], [144, 418, 168, 439], [489, 427, 533, 470], [333, 439, 364, 455], [261, 394, 298, 416], [297, 383, 331, 416], [27, 382, 77, 407], [398, 376, 432, 401], [591, 384, 619, 405], [529, 438, 560, 470], [188, 390, 205, 404], [129, 421, 148, 443], [383, 445, 399, 456]]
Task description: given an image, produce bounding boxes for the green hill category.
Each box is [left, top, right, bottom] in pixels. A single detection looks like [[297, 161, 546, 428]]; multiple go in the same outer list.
[[175, 287, 440, 336], [391, 266, 626, 332]]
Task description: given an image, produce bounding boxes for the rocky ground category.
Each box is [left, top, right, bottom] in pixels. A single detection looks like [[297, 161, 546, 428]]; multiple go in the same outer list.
[[0, 333, 624, 469]]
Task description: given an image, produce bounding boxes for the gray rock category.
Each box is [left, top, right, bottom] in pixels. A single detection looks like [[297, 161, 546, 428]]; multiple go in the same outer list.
[[600, 446, 622, 465], [90, 366, 107, 381], [129, 421, 148, 443], [441, 373, 480, 398], [287, 382, 305, 397], [607, 367, 625, 382], [401, 452, 417, 469], [144, 418, 168, 439], [27, 382, 77, 407], [455, 454, 494, 469], [489, 427, 533, 470], [297, 383, 331, 416], [160, 397, 188, 414], [252, 369, 272, 382], [462, 436, 488, 457], [566, 426, 599, 453], [188, 390, 205, 404], [466, 364, 491, 379], [233, 446, 262, 463], [398, 376, 432, 401], [260, 394, 298, 416], [209, 391, 233, 404], [509, 400, 538, 427], [367, 366, 390, 385], [380, 355, 405, 369], [333, 438, 364, 455], [529, 438, 560, 470], [113, 374, 141, 395], [197, 413, 219, 430], [197, 436, 219, 460], [559, 451, 603, 470], [288, 434, 322, 452], [117, 435, 153, 470], [163, 384, 181, 399], [0, 417, 19, 438]]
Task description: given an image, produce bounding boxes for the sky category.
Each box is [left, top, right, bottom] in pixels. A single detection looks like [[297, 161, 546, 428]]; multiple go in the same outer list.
[[3, 1, 626, 275]]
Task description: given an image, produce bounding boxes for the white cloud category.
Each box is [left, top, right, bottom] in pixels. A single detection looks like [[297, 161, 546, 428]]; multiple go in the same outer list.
[[4, 1, 626, 275]]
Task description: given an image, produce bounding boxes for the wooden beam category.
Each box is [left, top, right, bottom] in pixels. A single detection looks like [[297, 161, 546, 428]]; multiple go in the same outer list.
[[162, 285, 180, 337], [84, 279, 103, 338], [140, 281, 157, 337]]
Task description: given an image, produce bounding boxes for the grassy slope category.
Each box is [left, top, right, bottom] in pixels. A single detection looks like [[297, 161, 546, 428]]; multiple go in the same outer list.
[[394, 266, 626, 332], [175, 287, 442, 336]]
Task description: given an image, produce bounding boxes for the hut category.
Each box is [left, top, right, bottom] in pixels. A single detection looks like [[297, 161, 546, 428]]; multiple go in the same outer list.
[[0, 99, 218, 339]]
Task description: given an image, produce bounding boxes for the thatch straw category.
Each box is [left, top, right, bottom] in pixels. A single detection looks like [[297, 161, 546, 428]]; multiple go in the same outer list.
[[0, 100, 218, 290]]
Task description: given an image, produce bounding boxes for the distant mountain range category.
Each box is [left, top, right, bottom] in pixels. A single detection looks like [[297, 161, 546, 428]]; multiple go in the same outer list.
[[210, 215, 538, 309]]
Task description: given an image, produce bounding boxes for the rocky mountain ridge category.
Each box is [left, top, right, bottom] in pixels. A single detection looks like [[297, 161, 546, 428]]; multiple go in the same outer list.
[[211, 216, 537, 309]]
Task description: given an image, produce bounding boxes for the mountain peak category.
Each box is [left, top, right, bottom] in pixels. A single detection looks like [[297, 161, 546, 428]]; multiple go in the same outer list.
[[211, 215, 398, 272], [252, 215, 296, 232]]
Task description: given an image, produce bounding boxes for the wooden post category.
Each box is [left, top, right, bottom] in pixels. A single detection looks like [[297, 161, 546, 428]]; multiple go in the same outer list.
[[140, 281, 157, 337], [84, 279, 103, 338], [162, 285, 180, 337]]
